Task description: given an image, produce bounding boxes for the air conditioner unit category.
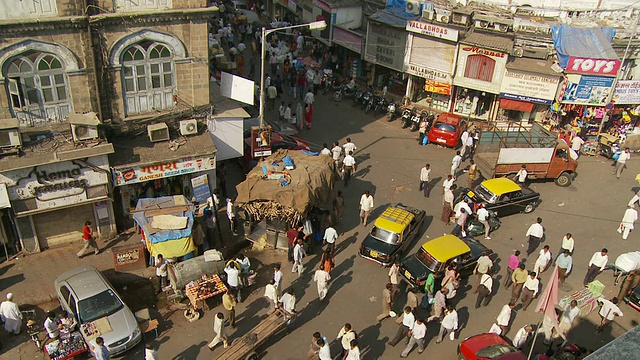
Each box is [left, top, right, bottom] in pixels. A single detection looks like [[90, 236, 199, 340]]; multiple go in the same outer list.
[[513, 47, 524, 57], [452, 13, 468, 25], [422, 8, 434, 20], [180, 119, 198, 136], [476, 20, 490, 29], [68, 112, 100, 142], [148, 123, 170, 142], [406, 0, 421, 15], [495, 23, 509, 32], [437, 14, 450, 23], [0, 119, 22, 152]]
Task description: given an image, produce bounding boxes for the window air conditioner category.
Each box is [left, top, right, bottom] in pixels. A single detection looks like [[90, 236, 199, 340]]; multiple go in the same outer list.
[[180, 119, 198, 136], [68, 112, 100, 142], [0, 119, 22, 152], [406, 1, 421, 15], [148, 123, 170, 142]]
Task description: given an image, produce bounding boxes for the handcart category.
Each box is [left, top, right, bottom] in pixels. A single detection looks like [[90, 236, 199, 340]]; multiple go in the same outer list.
[[216, 309, 288, 360]]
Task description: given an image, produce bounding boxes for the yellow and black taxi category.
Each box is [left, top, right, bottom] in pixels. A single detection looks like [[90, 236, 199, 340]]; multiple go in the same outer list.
[[399, 234, 493, 289], [358, 204, 425, 267], [459, 178, 540, 217]]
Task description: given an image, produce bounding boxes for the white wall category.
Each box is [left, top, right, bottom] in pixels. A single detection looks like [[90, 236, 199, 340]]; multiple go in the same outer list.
[[208, 117, 244, 161]]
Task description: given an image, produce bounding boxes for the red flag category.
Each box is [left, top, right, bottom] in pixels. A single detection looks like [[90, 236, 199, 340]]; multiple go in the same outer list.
[[535, 264, 560, 324]]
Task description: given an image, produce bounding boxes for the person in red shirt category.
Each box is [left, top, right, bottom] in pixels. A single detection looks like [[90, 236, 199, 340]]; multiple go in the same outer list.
[[77, 221, 100, 258], [286, 224, 302, 263]]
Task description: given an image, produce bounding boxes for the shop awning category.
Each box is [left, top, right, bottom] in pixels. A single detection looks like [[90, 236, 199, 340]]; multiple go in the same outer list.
[[551, 25, 618, 69], [500, 98, 534, 112]]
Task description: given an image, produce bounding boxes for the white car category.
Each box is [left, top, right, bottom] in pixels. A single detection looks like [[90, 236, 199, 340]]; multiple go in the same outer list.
[[54, 266, 142, 356]]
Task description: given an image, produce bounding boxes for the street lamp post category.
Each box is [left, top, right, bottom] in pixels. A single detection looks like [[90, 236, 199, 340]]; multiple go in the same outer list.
[[259, 20, 327, 128]]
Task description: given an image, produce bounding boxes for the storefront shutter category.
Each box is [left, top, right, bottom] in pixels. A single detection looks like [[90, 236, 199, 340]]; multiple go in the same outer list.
[[409, 36, 455, 75], [464, 55, 495, 82], [33, 204, 93, 248]]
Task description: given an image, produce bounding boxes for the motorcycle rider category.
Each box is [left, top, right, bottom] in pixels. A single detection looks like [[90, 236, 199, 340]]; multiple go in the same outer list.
[[346, 77, 356, 91]]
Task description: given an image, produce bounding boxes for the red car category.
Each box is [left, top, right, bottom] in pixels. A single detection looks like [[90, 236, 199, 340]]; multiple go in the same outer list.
[[458, 333, 526, 360], [427, 112, 464, 148]]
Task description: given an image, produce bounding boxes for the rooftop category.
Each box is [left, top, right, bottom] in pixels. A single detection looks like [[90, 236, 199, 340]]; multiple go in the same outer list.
[[109, 124, 217, 169], [461, 29, 514, 53], [506, 57, 562, 77]]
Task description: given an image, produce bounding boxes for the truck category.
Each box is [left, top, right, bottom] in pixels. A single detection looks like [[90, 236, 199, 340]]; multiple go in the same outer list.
[[474, 122, 579, 187]]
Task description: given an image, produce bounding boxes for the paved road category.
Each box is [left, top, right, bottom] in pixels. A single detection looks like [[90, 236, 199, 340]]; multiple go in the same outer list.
[[5, 86, 639, 360], [153, 90, 640, 359]]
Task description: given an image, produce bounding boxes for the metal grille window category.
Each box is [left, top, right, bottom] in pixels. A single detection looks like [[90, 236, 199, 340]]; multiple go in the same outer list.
[[464, 55, 495, 83], [4, 52, 72, 126], [121, 42, 176, 116]]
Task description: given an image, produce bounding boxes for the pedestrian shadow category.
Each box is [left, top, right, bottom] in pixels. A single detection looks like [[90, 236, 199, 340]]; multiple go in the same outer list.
[[334, 234, 358, 258], [235, 296, 269, 335], [325, 270, 353, 302], [358, 322, 387, 359], [456, 306, 471, 334], [171, 340, 207, 360], [356, 165, 373, 179]]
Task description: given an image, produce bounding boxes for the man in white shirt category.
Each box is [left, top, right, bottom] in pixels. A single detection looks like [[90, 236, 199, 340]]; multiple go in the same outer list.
[[435, 306, 458, 343], [264, 279, 278, 313], [571, 136, 584, 154], [343, 138, 357, 154], [451, 151, 462, 177], [304, 89, 314, 106], [419, 163, 431, 198], [596, 297, 623, 333], [320, 143, 331, 156], [389, 307, 415, 346], [345, 339, 361, 360], [317, 337, 331, 360], [323, 225, 338, 256], [279, 289, 297, 329], [401, 318, 427, 357], [442, 175, 455, 194], [313, 266, 331, 300], [474, 253, 493, 284], [476, 204, 491, 239], [342, 151, 357, 186], [627, 190, 640, 207], [155, 254, 168, 294], [516, 164, 528, 184], [273, 264, 283, 296], [520, 272, 539, 311], [359, 191, 374, 226], [558, 300, 580, 341], [442, 186, 455, 225], [494, 302, 515, 335], [331, 142, 343, 169], [475, 272, 493, 309], [292, 238, 306, 277], [460, 131, 469, 158], [512, 325, 533, 349], [44, 311, 61, 340], [619, 205, 638, 240], [337, 323, 357, 358], [525, 217, 544, 256], [614, 147, 631, 179], [583, 248, 608, 286], [560, 232, 575, 255], [227, 198, 237, 235], [533, 245, 552, 276], [224, 262, 241, 298], [463, 134, 474, 161]]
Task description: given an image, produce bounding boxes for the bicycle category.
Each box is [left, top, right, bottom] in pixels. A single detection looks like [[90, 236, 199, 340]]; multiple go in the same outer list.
[[21, 310, 42, 349]]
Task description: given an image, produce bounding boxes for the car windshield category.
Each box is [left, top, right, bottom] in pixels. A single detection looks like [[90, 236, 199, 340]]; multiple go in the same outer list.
[[416, 248, 441, 272], [434, 122, 456, 133], [371, 227, 399, 244], [475, 185, 497, 204], [77, 289, 124, 323], [476, 344, 519, 359]]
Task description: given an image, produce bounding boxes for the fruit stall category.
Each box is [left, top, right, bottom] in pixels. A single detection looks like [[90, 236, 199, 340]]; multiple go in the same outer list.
[[185, 274, 228, 310]]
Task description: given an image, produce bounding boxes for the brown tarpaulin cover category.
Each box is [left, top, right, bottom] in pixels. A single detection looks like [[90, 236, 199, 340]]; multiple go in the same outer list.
[[235, 149, 336, 215]]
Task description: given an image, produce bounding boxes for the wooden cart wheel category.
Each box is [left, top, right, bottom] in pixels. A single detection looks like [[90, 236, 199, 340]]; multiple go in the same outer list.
[[245, 351, 259, 360]]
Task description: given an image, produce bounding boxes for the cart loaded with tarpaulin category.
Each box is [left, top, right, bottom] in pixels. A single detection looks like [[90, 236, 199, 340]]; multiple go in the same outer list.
[[132, 195, 197, 258], [235, 149, 336, 246]]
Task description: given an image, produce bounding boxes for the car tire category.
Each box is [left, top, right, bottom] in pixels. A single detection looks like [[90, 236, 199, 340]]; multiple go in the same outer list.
[[523, 203, 535, 213], [555, 172, 572, 187]]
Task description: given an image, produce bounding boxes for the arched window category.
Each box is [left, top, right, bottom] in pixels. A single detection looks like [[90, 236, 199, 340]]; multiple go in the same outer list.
[[464, 55, 495, 83], [121, 41, 176, 116], [4, 52, 72, 125]]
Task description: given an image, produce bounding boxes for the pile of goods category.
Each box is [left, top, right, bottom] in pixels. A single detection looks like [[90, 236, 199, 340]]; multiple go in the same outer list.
[[242, 200, 304, 226], [44, 332, 87, 360], [185, 274, 227, 302]]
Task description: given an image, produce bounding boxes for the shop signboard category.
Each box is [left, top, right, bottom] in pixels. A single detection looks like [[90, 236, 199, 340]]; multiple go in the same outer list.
[[499, 70, 560, 105], [191, 174, 211, 203], [333, 27, 363, 54], [453, 45, 508, 94], [424, 80, 451, 95], [364, 23, 407, 72], [560, 74, 615, 106], [406, 20, 458, 42], [566, 57, 621, 76], [113, 156, 216, 186], [406, 64, 450, 83], [613, 80, 640, 105]]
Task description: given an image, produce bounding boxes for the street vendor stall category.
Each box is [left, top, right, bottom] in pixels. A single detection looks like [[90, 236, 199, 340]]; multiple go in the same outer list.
[[185, 274, 227, 310], [132, 196, 197, 259], [235, 149, 336, 248], [44, 331, 87, 360], [558, 280, 604, 317]]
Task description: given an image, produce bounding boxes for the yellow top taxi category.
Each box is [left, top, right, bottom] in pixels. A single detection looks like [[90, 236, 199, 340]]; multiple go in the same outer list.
[[459, 178, 540, 217]]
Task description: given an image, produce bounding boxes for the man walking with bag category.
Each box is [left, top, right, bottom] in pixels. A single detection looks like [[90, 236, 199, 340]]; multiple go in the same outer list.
[[77, 221, 100, 258], [435, 305, 458, 343]]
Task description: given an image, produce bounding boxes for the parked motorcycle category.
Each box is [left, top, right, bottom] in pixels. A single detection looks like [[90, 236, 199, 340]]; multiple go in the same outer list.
[[401, 108, 413, 128], [376, 97, 389, 113], [361, 91, 373, 110], [409, 110, 421, 132], [387, 102, 398, 121], [466, 210, 501, 237], [320, 69, 334, 95], [333, 85, 357, 102], [352, 88, 364, 106], [364, 94, 377, 114]]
